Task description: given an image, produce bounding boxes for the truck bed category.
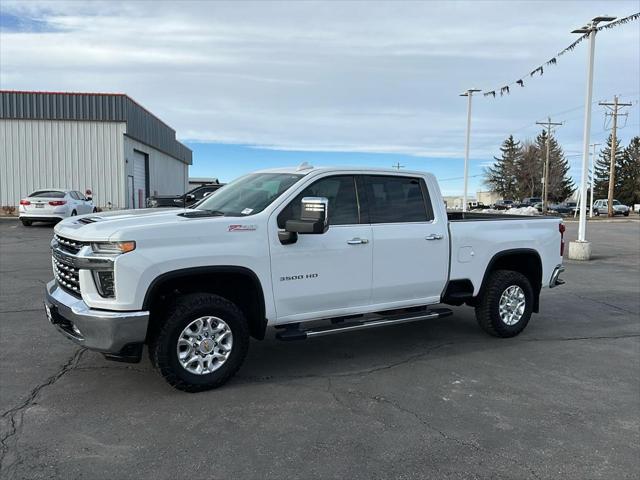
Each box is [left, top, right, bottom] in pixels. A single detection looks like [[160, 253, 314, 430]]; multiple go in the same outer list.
[[447, 211, 559, 221], [446, 213, 562, 296]]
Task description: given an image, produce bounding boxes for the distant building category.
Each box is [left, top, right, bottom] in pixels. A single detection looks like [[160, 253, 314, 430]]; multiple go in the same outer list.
[[477, 190, 502, 206], [443, 196, 476, 210], [0, 90, 192, 210]]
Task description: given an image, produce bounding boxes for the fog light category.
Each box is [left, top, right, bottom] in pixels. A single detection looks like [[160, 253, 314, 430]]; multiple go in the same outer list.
[[93, 271, 115, 297]]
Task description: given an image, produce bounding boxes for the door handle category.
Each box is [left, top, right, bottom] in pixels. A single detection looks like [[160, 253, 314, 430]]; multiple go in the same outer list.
[[425, 234, 443, 240], [347, 238, 369, 245]]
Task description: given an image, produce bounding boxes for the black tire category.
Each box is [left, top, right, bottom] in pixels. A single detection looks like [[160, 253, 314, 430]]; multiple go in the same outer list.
[[21, 219, 32, 226], [623, 211, 629, 217], [93, 207, 98, 213], [149, 293, 249, 392], [475, 270, 534, 338], [71, 210, 77, 216]]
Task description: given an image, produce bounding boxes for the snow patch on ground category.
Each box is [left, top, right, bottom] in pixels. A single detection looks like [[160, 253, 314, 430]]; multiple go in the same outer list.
[[478, 207, 540, 216]]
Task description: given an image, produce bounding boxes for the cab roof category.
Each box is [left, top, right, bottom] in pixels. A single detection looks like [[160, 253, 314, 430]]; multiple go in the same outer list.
[[255, 163, 431, 177]]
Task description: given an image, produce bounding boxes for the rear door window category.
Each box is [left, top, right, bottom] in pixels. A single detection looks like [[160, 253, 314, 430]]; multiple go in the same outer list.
[[364, 176, 432, 223]]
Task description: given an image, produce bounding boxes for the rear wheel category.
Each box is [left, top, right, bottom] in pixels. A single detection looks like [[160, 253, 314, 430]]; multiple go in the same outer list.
[[71, 210, 77, 216], [21, 219, 32, 226], [149, 293, 249, 392], [475, 270, 534, 338]]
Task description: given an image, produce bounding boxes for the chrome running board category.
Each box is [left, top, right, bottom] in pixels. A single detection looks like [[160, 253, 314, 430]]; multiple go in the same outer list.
[[275, 308, 453, 341]]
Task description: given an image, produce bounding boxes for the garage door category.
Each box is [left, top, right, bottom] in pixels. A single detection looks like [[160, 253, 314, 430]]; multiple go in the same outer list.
[[132, 150, 147, 209]]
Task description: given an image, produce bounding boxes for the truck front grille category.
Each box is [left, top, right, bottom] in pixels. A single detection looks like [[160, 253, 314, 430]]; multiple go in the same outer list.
[[52, 256, 81, 295], [54, 234, 86, 255], [52, 235, 87, 296]]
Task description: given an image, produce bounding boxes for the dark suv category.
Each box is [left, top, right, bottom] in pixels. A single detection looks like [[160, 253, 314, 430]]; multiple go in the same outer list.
[[147, 184, 224, 208]]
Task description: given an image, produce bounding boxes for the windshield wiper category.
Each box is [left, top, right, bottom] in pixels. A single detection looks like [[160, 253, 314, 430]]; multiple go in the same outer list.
[[178, 209, 226, 218]]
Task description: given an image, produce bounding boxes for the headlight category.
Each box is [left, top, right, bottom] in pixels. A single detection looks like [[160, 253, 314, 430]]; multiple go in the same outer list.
[[91, 241, 136, 254]]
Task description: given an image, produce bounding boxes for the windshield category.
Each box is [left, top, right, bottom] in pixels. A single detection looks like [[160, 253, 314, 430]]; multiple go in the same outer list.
[[612, 200, 621, 205], [195, 172, 303, 216]]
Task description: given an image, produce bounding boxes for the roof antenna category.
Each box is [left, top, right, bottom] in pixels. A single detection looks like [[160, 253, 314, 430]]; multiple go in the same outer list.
[[296, 162, 313, 171]]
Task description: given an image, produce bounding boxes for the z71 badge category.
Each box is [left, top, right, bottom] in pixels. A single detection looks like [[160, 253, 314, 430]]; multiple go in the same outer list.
[[280, 273, 319, 282], [228, 224, 257, 232]]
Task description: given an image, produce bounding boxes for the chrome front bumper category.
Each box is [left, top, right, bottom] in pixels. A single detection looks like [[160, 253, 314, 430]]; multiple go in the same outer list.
[[549, 265, 565, 288], [44, 280, 149, 353]]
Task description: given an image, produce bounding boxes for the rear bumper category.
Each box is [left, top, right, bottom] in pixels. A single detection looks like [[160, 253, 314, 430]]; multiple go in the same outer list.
[[19, 215, 64, 222], [549, 265, 565, 288], [44, 280, 149, 354]]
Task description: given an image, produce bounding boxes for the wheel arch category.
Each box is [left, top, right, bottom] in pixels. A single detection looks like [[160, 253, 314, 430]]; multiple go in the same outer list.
[[476, 248, 543, 313], [143, 266, 268, 340]]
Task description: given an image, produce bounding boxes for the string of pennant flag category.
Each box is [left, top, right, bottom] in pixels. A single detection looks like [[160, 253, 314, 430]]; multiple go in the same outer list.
[[483, 12, 640, 98]]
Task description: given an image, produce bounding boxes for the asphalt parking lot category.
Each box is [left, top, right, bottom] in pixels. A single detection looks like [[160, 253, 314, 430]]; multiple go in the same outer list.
[[1, 219, 638, 480]]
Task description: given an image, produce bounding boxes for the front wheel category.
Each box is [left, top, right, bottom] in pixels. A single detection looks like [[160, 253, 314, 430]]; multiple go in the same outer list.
[[149, 293, 250, 392], [475, 270, 534, 338], [623, 211, 629, 217], [21, 219, 32, 226]]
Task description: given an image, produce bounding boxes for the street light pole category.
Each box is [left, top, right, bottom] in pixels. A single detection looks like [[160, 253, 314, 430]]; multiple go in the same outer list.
[[460, 88, 481, 212], [589, 143, 600, 218], [568, 15, 616, 261]]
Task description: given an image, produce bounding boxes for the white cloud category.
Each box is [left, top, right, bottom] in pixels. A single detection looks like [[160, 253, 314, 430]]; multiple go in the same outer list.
[[1, 0, 639, 166]]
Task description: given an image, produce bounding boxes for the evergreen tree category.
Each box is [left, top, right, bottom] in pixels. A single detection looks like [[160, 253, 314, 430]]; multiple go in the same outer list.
[[593, 133, 624, 200], [534, 130, 574, 202], [618, 136, 640, 207], [484, 135, 522, 199], [516, 140, 543, 199]]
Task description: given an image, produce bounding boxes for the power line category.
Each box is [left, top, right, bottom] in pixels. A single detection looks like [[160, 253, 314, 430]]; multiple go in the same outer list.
[[535, 117, 563, 213], [598, 96, 632, 216]]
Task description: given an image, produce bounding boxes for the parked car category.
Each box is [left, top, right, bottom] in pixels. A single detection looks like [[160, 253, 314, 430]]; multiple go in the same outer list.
[[521, 197, 542, 207], [493, 200, 514, 210], [19, 189, 96, 226], [467, 201, 486, 210], [593, 199, 630, 216], [147, 183, 224, 208], [548, 202, 577, 215], [45, 165, 565, 392]]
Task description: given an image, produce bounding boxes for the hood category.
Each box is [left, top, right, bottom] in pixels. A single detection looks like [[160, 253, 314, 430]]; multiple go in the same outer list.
[[53, 208, 217, 241]]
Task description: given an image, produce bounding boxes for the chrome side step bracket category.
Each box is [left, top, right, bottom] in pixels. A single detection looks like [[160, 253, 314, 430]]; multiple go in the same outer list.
[[275, 308, 453, 341]]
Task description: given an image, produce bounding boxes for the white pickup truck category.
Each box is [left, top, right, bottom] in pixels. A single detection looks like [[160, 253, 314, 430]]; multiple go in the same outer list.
[[45, 165, 565, 392]]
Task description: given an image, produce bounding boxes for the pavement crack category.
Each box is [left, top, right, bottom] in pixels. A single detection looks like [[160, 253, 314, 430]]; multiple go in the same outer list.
[[236, 342, 453, 384], [519, 334, 640, 343], [567, 292, 638, 315], [345, 389, 542, 480], [0, 348, 86, 474]]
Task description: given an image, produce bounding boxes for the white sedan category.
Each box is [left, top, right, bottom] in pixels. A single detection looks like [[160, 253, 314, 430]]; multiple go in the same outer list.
[[19, 189, 96, 226]]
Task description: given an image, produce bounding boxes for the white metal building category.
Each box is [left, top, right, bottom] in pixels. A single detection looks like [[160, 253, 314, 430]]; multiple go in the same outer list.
[[0, 91, 192, 210]]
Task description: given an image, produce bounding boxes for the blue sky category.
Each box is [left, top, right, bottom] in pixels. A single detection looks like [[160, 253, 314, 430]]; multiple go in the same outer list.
[[1, 1, 639, 197], [185, 142, 484, 195]]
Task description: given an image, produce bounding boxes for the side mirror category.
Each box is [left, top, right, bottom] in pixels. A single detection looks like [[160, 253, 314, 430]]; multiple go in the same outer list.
[[286, 197, 329, 234], [86, 196, 92, 202], [186, 193, 196, 202], [279, 197, 329, 245]]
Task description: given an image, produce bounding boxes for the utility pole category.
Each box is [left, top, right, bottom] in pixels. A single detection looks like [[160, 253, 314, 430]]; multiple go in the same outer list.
[[460, 88, 481, 212], [568, 15, 616, 261], [599, 96, 631, 216], [535, 117, 563, 214], [589, 143, 600, 218]]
